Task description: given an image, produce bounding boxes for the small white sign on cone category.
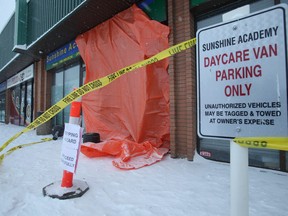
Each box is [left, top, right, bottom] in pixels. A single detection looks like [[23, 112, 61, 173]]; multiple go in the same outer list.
[[60, 123, 83, 173]]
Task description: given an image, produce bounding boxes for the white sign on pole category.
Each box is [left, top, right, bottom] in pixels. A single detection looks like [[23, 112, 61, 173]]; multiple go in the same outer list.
[[197, 4, 288, 139], [61, 148, 79, 173], [60, 123, 83, 173]]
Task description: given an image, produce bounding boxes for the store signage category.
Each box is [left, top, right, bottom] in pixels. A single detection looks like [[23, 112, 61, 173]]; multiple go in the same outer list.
[[46, 40, 79, 70], [196, 4, 288, 139], [7, 65, 33, 89], [0, 81, 7, 92]]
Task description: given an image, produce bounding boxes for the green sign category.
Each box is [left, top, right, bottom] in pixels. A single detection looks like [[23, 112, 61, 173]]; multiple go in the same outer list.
[[190, 0, 210, 7], [46, 40, 79, 70]]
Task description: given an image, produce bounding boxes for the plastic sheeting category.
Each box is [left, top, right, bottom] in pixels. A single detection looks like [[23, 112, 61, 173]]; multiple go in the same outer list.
[[76, 4, 170, 169]]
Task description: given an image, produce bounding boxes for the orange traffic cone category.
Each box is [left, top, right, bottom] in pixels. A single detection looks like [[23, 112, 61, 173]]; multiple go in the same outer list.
[[43, 92, 89, 199], [61, 99, 82, 188]]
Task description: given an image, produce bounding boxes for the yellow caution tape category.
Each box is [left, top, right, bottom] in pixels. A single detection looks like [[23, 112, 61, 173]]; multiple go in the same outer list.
[[0, 37, 197, 155], [0, 132, 24, 152], [233, 137, 288, 151], [0, 138, 53, 165], [1, 36, 285, 161]]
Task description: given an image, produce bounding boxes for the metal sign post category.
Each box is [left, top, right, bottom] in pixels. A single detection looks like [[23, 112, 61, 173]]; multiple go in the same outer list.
[[230, 140, 248, 216], [224, 6, 250, 216]]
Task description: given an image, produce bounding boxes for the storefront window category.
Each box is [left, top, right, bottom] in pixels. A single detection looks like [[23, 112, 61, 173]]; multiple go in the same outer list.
[[9, 82, 33, 126], [7, 65, 34, 126], [0, 92, 5, 123], [26, 82, 33, 124], [11, 86, 21, 125], [51, 62, 81, 127], [51, 70, 64, 126], [249, 149, 279, 170], [20, 84, 25, 126], [63, 64, 80, 123]]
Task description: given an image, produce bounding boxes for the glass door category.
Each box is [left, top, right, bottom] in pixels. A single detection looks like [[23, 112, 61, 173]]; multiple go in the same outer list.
[[51, 62, 81, 127], [63, 64, 80, 123], [10, 86, 21, 125], [25, 81, 33, 125], [51, 70, 64, 126], [0, 92, 5, 123], [20, 84, 26, 126]]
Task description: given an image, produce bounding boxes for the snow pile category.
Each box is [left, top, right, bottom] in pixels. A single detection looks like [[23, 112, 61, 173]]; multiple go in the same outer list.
[[0, 123, 287, 216]]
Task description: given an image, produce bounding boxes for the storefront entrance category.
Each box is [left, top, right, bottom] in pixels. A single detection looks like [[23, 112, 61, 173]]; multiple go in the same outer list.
[[51, 62, 83, 126], [10, 81, 33, 126], [7, 65, 34, 126]]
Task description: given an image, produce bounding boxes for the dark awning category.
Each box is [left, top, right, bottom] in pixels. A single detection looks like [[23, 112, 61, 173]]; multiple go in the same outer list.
[[1, 0, 142, 83]]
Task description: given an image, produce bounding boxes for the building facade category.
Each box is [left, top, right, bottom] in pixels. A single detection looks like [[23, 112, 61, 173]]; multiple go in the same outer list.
[[0, 0, 287, 172]]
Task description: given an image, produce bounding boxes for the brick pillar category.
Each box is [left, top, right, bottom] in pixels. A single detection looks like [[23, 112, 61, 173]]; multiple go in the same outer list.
[[5, 89, 11, 124], [167, 0, 197, 160], [34, 60, 44, 113], [34, 59, 52, 135]]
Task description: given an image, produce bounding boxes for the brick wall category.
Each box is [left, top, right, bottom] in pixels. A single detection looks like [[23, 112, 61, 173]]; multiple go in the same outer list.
[[167, 0, 197, 160], [34, 59, 52, 134], [34, 59, 52, 114]]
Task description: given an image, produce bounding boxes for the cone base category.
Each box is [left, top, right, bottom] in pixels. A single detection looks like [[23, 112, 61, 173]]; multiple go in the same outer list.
[[43, 179, 89, 200]]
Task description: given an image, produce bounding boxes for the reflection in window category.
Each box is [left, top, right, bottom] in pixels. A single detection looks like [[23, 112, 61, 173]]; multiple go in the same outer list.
[[51, 70, 64, 126], [64, 64, 80, 123], [51, 63, 81, 126]]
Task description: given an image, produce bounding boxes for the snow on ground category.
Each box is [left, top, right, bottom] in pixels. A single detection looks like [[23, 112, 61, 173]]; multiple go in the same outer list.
[[0, 123, 287, 216]]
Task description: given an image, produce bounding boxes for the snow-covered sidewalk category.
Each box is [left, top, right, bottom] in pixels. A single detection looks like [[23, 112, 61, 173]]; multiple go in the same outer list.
[[0, 123, 287, 216]]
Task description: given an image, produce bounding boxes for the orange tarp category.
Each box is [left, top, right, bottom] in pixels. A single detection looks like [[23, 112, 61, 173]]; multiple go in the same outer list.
[[76, 5, 170, 169]]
